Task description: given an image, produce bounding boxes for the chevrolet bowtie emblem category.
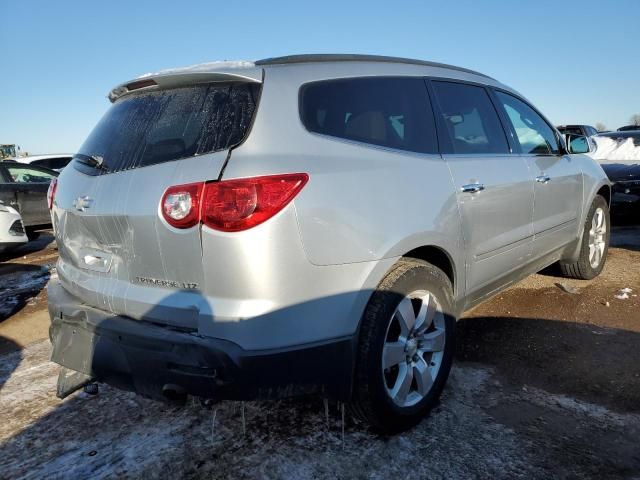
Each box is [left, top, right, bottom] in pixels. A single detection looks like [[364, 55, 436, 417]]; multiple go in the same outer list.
[[73, 196, 94, 211]]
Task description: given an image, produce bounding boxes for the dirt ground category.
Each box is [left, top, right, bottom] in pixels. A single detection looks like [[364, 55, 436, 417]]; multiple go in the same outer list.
[[1, 225, 639, 479]]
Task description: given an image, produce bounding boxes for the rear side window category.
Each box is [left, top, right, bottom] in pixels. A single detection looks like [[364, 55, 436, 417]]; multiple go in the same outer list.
[[5, 165, 56, 183], [431, 81, 509, 154], [76, 83, 260, 174], [300, 77, 437, 154], [495, 91, 559, 155]]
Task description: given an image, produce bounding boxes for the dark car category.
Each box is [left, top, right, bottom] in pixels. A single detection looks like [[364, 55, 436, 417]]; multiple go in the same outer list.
[[618, 125, 640, 132], [0, 162, 58, 236], [595, 131, 640, 215], [558, 124, 599, 137], [557, 124, 599, 152]]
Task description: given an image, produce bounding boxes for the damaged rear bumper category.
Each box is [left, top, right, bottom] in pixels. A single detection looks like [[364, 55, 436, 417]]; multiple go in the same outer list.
[[48, 280, 354, 402]]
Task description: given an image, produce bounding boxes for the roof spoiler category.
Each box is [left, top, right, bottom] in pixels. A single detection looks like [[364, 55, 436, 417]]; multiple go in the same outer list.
[[108, 67, 263, 103]]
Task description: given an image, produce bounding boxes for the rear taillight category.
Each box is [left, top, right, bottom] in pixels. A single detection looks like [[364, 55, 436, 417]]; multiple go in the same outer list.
[[202, 173, 308, 232], [47, 177, 58, 209], [160, 173, 308, 231], [161, 182, 203, 228]]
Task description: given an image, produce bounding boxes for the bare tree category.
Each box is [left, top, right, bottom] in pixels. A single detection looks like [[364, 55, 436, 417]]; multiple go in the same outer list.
[[631, 114, 640, 126], [595, 122, 607, 132]]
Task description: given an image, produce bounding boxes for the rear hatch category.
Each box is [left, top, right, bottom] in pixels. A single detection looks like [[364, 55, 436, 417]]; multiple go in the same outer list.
[[52, 69, 262, 329]]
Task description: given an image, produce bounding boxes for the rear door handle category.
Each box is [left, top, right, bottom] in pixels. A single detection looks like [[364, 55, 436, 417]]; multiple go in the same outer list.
[[461, 183, 485, 193], [536, 175, 551, 184]]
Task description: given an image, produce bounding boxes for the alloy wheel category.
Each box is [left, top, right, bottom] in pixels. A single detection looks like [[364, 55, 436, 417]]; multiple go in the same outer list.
[[382, 290, 446, 407], [588, 207, 607, 268]]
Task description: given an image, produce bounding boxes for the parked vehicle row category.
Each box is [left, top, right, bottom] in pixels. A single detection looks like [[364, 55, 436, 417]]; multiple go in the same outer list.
[[5, 154, 73, 172], [0, 162, 58, 238], [556, 122, 640, 215], [46, 54, 611, 432], [594, 131, 640, 214]]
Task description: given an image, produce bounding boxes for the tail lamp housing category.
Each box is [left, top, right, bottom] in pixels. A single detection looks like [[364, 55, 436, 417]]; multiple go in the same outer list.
[[47, 177, 58, 209], [161, 173, 308, 232]]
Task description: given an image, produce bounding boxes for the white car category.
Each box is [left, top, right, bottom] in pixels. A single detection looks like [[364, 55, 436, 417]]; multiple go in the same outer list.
[[8, 154, 73, 172], [0, 202, 28, 252]]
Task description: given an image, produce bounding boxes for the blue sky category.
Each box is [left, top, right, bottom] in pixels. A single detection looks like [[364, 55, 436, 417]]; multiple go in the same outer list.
[[2, 0, 639, 154]]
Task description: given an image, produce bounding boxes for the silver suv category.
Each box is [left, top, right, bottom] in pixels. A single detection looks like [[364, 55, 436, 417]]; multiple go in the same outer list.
[[48, 54, 610, 432]]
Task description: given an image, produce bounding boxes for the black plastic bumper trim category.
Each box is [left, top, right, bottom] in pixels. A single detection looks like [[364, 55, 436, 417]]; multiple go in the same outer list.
[[48, 284, 354, 402]]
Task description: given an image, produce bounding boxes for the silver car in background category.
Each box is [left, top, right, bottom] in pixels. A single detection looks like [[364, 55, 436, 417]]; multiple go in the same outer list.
[[48, 54, 610, 432]]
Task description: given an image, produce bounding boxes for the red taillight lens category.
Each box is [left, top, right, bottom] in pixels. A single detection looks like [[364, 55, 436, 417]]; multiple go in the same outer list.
[[159, 173, 308, 231], [202, 173, 308, 231], [47, 177, 58, 209], [161, 182, 203, 228]]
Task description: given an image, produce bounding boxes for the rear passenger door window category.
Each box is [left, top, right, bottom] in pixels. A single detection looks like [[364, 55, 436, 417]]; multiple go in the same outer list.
[[494, 91, 559, 155], [6, 165, 56, 183], [300, 77, 437, 154], [431, 81, 509, 154]]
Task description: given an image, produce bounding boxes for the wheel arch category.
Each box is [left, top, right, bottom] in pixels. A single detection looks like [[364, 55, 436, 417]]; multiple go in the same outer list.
[[596, 184, 611, 207], [353, 242, 460, 339], [401, 245, 457, 296], [562, 179, 611, 263]]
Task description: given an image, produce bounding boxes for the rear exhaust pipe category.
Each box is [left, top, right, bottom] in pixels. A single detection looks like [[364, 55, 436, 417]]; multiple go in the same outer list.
[[162, 384, 187, 405]]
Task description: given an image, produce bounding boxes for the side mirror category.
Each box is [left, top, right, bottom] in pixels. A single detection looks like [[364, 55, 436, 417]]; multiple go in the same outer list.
[[566, 134, 590, 154]]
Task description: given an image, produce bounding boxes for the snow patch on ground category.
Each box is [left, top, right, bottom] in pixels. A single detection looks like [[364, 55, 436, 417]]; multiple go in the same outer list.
[[0, 344, 542, 479], [0, 268, 50, 317], [524, 384, 640, 428], [2, 343, 639, 479]]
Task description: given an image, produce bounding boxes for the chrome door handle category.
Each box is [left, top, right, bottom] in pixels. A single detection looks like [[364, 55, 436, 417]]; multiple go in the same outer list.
[[536, 175, 551, 184], [461, 183, 485, 193]]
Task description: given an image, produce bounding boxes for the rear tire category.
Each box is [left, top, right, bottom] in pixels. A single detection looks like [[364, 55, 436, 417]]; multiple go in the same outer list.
[[559, 195, 609, 280], [350, 259, 455, 433]]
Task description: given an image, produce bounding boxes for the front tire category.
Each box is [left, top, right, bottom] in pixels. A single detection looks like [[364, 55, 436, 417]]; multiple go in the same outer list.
[[350, 259, 455, 433], [559, 195, 610, 280]]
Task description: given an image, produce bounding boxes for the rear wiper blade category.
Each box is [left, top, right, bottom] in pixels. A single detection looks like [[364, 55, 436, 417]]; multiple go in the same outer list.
[[74, 153, 106, 170]]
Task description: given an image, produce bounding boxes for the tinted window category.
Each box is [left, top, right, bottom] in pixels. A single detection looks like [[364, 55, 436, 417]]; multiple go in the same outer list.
[[300, 77, 437, 154], [495, 91, 559, 155], [77, 83, 260, 174], [431, 82, 509, 154], [31, 157, 71, 169], [558, 126, 582, 136], [31, 159, 52, 169], [33, 157, 71, 170], [6, 166, 55, 183]]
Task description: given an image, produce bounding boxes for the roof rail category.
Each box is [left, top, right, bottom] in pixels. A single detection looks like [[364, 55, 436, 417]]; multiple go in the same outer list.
[[255, 54, 493, 79]]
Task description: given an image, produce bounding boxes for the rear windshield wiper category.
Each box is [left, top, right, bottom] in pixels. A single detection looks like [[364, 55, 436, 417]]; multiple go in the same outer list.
[[74, 153, 106, 170]]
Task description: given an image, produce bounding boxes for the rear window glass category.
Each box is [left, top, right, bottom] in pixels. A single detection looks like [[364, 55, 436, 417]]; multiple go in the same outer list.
[[76, 83, 260, 174], [33, 157, 71, 170], [558, 126, 583, 136], [432, 81, 509, 154], [300, 77, 437, 154]]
